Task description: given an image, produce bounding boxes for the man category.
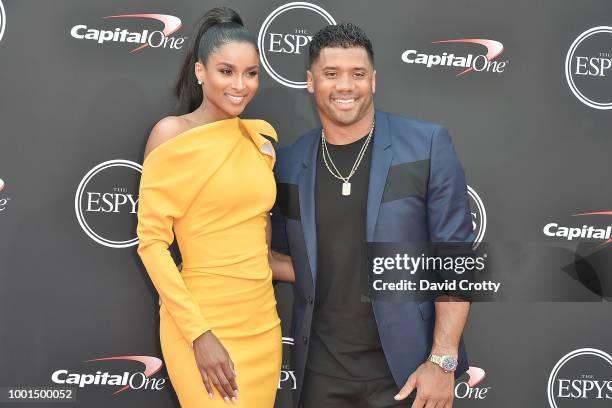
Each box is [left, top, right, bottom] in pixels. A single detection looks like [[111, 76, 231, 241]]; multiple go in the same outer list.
[[271, 23, 473, 408]]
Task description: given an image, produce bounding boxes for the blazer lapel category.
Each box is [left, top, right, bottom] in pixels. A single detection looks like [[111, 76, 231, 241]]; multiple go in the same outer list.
[[367, 111, 393, 242], [298, 130, 321, 284]]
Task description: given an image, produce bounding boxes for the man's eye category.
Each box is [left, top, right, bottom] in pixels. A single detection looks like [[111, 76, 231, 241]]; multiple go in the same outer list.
[[325, 72, 337, 78]]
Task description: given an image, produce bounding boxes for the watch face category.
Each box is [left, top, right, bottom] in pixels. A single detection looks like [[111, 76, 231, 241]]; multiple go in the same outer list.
[[441, 356, 458, 371]]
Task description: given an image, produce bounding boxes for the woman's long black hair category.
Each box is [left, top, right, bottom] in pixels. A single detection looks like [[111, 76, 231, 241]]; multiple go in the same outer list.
[[175, 7, 258, 114]]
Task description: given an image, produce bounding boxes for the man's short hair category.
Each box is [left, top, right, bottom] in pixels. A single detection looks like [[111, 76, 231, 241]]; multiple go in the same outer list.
[[308, 22, 374, 67]]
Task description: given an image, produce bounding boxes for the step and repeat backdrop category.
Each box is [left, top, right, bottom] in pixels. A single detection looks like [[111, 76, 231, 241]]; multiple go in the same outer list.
[[1, 1, 611, 407]]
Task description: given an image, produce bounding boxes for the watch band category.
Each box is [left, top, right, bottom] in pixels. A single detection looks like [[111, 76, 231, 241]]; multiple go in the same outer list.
[[427, 353, 458, 372], [428, 354, 443, 365]]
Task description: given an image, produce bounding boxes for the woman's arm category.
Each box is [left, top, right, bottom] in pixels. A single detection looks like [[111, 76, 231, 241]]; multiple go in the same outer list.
[[138, 118, 238, 402], [267, 214, 295, 282], [138, 118, 211, 344]]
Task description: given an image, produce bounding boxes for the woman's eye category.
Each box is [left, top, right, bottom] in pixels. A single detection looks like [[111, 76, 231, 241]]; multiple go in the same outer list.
[[247, 71, 258, 77], [220, 69, 232, 75]]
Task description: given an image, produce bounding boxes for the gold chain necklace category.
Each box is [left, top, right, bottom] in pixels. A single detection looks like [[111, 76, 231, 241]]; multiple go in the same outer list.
[[320, 122, 375, 196]]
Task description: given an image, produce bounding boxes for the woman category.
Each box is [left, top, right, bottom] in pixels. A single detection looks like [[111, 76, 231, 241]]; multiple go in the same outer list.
[[136, 7, 293, 407]]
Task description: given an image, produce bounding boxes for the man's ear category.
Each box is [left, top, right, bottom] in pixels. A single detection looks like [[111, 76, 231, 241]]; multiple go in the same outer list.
[[372, 69, 376, 95], [306, 70, 315, 94]]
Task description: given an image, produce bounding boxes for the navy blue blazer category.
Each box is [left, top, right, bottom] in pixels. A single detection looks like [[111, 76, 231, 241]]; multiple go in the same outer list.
[[271, 110, 473, 404]]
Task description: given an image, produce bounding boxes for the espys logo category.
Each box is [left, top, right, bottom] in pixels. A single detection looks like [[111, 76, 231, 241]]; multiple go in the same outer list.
[[565, 27, 612, 110], [279, 337, 297, 390], [51, 355, 166, 395], [70, 13, 186, 53], [543, 211, 612, 247], [0, 178, 11, 212], [455, 366, 490, 399], [548, 348, 612, 407], [468, 185, 487, 249], [258, 2, 335, 88], [279, 365, 297, 390], [75, 160, 141, 248], [0, 1, 6, 43], [402, 39, 507, 75]]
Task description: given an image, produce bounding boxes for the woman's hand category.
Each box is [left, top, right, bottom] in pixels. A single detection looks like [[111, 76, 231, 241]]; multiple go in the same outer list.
[[193, 331, 238, 403]]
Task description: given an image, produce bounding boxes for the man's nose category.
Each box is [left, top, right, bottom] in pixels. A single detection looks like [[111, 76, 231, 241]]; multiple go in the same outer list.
[[335, 74, 355, 92]]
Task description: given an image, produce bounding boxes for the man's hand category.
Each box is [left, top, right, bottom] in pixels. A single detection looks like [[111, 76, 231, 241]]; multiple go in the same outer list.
[[394, 361, 455, 408]]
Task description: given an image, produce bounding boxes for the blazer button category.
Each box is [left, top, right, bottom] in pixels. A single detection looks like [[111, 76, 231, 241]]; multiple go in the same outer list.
[[306, 296, 313, 305], [302, 336, 308, 345]]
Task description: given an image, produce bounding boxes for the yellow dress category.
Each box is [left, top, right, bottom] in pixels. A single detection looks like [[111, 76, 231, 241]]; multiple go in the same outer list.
[[136, 117, 281, 407]]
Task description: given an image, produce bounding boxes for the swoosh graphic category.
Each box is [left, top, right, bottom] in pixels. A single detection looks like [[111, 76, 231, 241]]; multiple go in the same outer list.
[[103, 14, 182, 53], [466, 366, 486, 387], [85, 355, 163, 395], [433, 39, 504, 76], [574, 211, 612, 216]]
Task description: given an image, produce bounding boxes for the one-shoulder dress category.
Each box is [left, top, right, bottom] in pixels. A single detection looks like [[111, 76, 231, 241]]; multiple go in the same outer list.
[[136, 117, 281, 407]]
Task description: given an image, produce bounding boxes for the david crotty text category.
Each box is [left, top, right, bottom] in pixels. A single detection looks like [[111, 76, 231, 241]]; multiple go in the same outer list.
[[372, 279, 501, 293]]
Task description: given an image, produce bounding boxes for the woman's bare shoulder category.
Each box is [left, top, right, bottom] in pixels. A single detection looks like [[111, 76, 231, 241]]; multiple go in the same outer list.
[[143, 116, 194, 160]]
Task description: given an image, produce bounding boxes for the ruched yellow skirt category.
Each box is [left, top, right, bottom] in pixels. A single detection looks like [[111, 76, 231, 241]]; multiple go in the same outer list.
[[160, 270, 281, 407]]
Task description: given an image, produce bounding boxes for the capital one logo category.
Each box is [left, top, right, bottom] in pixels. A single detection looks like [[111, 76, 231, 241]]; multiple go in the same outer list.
[[75, 160, 141, 248], [401, 39, 508, 75], [0, 1, 6, 43], [543, 211, 612, 247], [258, 2, 336, 88], [70, 13, 186, 53], [467, 185, 487, 249], [548, 348, 612, 407], [565, 27, 612, 109], [455, 366, 490, 399], [51, 355, 166, 395], [0, 178, 11, 212]]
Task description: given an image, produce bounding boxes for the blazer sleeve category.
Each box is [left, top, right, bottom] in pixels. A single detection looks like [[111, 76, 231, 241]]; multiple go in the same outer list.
[[270, 151, 290, 256], [426, 127, 475, 300], [271, 201, 290, 255], [136, 153, 210, 345], [426, 126, 474, 243]]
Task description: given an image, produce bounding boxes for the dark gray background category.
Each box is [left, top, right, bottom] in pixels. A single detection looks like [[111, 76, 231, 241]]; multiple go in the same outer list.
[[1, 1, 611, 407]]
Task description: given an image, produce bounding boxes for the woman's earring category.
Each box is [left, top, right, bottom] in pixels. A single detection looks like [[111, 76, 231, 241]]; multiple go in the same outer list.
[[197, 79, 202, 85]]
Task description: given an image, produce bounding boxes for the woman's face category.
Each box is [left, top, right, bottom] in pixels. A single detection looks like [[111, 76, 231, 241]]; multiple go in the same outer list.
[[196, 41, 259, 119]]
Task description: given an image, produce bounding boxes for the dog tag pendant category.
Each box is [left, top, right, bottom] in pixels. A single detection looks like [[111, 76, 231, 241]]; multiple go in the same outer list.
[[342, 182, 351, 196]]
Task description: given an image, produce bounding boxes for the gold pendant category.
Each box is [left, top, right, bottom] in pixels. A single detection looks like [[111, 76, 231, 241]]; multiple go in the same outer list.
[[342, 182, 351, 196]]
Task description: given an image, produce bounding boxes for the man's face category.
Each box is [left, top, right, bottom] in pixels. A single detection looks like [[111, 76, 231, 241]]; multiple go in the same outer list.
[[307, 47, 376, 127]]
